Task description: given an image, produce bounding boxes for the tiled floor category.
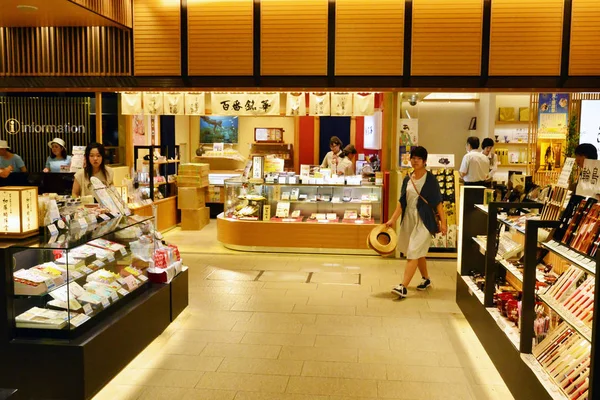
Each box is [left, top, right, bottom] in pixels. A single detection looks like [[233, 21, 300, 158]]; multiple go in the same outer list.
[[93, 227, 513, 400]]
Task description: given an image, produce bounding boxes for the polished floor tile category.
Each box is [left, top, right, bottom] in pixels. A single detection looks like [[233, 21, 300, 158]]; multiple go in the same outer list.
[[93, 230, 514, 400]]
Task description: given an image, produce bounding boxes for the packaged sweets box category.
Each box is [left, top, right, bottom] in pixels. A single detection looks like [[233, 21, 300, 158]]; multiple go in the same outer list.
[[178, 163, 209, 176]]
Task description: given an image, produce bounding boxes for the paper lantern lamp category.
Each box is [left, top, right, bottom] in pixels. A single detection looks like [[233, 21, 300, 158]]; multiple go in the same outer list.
[[0, 186, 39, 238]]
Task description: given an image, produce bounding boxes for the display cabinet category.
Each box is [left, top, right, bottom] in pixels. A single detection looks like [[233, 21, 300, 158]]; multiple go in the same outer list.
[[218, 178, 383, 254], [134, 145, 180, 201], [9, 215, 155, 338], [0, 214, 178, 399]]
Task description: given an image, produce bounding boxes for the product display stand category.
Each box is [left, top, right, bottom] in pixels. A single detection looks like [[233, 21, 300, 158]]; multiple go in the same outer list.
[[134, 145, 180, 201], [460, 193, 600, 400]]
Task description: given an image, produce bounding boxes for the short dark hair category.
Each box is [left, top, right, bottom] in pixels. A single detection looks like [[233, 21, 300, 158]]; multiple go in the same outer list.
[[343, 144, 357, 155], [575, 143, 598, 160], [329, 136, 342, 147], [467, 136, 480, 149], [410, 146, 428, 162], [482, 138, 495, 149]]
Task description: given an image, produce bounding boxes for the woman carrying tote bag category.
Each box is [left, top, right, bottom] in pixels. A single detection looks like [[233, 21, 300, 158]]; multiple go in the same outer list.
[[385, 146, 447, 299]]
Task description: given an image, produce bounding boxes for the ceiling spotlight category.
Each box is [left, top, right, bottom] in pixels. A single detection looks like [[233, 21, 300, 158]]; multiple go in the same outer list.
[[408, 94, 418, 106]]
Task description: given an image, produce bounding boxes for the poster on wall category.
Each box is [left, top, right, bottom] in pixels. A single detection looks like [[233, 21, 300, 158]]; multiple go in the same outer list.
[[399, 146, 413, 168], [132, 115, 146, 146], [331, 93, 353, 116], [200, 116, 238, 144], [142, 92, 164, 115], [538, 93, 569, 139], [211, 93, 280, 116], [579, 100, 600, 154], [163, 93, 184, 115], [185, 92, 206, 115], [398, 119, 418, 146], [309, 93, 331, 116], [121, 92, 142, 115], [286, 92, 306, 116], [353, 93, 375, 116], [364, 111, 382, 150]]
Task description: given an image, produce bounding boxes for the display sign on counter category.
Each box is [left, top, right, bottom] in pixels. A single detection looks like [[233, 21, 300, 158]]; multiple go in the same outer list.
[[576, 159, 600, 197], [557, 158, 576, 189]]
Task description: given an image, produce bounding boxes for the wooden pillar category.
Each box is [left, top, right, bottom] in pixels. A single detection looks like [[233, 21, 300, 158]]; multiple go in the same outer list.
[[294, 116, 300, 173], [95, 92, 102, 143], [313, 117, 320, 165]]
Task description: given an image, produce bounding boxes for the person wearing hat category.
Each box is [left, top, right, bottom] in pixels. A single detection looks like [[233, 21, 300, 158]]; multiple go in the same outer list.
[[0, 140, 26, 174], [385, 146, 447, 299], [43, 138, 71, 173], [338, 144, 358, 175], [321, 136, 344, 174]]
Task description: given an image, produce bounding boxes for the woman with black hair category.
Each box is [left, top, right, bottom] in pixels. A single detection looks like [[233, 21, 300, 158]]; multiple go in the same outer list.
[[338, 144, 358, 175], [72, 142, 114, 197], [43, 138, 71, 173], [385, 146, 447, 299]]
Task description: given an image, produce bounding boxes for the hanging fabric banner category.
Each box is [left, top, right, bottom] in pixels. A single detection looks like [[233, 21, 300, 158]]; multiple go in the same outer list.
[[364, 111, 382, 150], [211, 93, 280, 116], [353, 93, 375, 116], [331, 93, 353, 116], [163, 92, 184, 115], [142, 92, 164, 115], [121, 92, 142, 115], [286, 92, 306, 116], [184, 92, 206, 115], [309, 93, 330, 116]]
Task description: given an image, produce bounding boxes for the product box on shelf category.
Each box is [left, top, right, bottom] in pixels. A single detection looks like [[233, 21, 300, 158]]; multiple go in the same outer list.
[[177, 187, 207, 209], [178, 163, 210, 176]]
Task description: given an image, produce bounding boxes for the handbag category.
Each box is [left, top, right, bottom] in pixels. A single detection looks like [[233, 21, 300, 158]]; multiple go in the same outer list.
[[409, 175, 442, 234]]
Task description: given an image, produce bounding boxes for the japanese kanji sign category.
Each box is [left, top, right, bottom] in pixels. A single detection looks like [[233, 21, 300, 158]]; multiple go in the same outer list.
[[576, 159, 600, 197], [211, 93, 280, 116]]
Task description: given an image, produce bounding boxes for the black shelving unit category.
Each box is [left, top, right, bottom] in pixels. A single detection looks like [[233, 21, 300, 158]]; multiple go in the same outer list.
[[458, 189, 600, 400], [134, 145, 180, 201]]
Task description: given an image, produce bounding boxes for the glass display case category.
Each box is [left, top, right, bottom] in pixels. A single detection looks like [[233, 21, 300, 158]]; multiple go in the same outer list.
[[223, 178, 383, 224], [9, 215, 155, 338], [224, 178, 266, 220]]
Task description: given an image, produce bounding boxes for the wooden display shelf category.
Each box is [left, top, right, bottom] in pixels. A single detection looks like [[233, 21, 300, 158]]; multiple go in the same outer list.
[[217, 214, 377, 255], [131, 196, 177, 232]]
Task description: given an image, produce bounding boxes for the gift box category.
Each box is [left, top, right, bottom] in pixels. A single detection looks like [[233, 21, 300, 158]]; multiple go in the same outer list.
[[178, 187, 207, 209]]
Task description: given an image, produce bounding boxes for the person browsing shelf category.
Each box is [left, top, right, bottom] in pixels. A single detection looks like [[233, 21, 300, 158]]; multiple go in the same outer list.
[[321, 136, 343, 174], [459, 136, 489, 186], [338, 144, 358, 175], [72, 142, 114, 197], [0, 140, 26, 173], [575, 143, 598, 169], [481, 138, 498, 184], [385, 146, 447, 299], [44, 138, 71, 173]]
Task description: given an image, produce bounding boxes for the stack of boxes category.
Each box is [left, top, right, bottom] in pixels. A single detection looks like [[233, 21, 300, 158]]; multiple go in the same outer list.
[[177, 163, 210, 230]]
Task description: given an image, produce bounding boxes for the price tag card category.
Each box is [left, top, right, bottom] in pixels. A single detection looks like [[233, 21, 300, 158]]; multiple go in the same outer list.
[[83, 304, 93, 315], [118, 288, 129, 296], [123, 275, 139, 291], [71, 271, 83, 279], [138, 275, 148, 282], [107, 253, 116, 263], [110, 292, 119, 302], [78, 218, 88, 230], [101, 298, 110, 308], [47, 224, 59, 236], [99, 214, 111, 221], [44, 278, 56, 290], [70, 314, 91, 327], [117, 277, 127, 286], [80, 266, 93, 274], [119, 248, 128, 257], [93, 260, 105, 269]]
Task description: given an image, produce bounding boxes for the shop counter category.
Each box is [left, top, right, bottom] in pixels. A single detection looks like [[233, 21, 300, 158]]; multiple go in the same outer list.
[[217, 213, 377, 255]]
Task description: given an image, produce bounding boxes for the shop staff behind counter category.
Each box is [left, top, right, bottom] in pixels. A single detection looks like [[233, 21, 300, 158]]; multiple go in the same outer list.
[[0, 140, 27, 177]]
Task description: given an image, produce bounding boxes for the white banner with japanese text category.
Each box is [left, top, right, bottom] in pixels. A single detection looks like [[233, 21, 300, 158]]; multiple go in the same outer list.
[[309, 93, 331, 116], [142, 92, 164, 115], [163, 92, 185, 115], [353, 93, 375, 116], [331, 93, 353, 116], [211, 93, 280, 116], [121, 92, 143, 115], [576, 159, 600, 197], [286, 92, 306, 116], [184, 92, 206, 115]]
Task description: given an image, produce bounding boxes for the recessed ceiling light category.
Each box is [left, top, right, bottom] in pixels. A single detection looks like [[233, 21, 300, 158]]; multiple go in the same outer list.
[[16, 5, 38, 11]]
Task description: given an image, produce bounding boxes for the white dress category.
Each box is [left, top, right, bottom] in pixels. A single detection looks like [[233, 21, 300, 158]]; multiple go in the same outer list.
[[398, 173, 432, 259]]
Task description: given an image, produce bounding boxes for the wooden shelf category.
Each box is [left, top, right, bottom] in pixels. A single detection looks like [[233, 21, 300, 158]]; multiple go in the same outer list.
[[495, 121, 530, 125], [498, 164, 528, 167], [495, 142, 529, 146], [139, 182, 167, 187]]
